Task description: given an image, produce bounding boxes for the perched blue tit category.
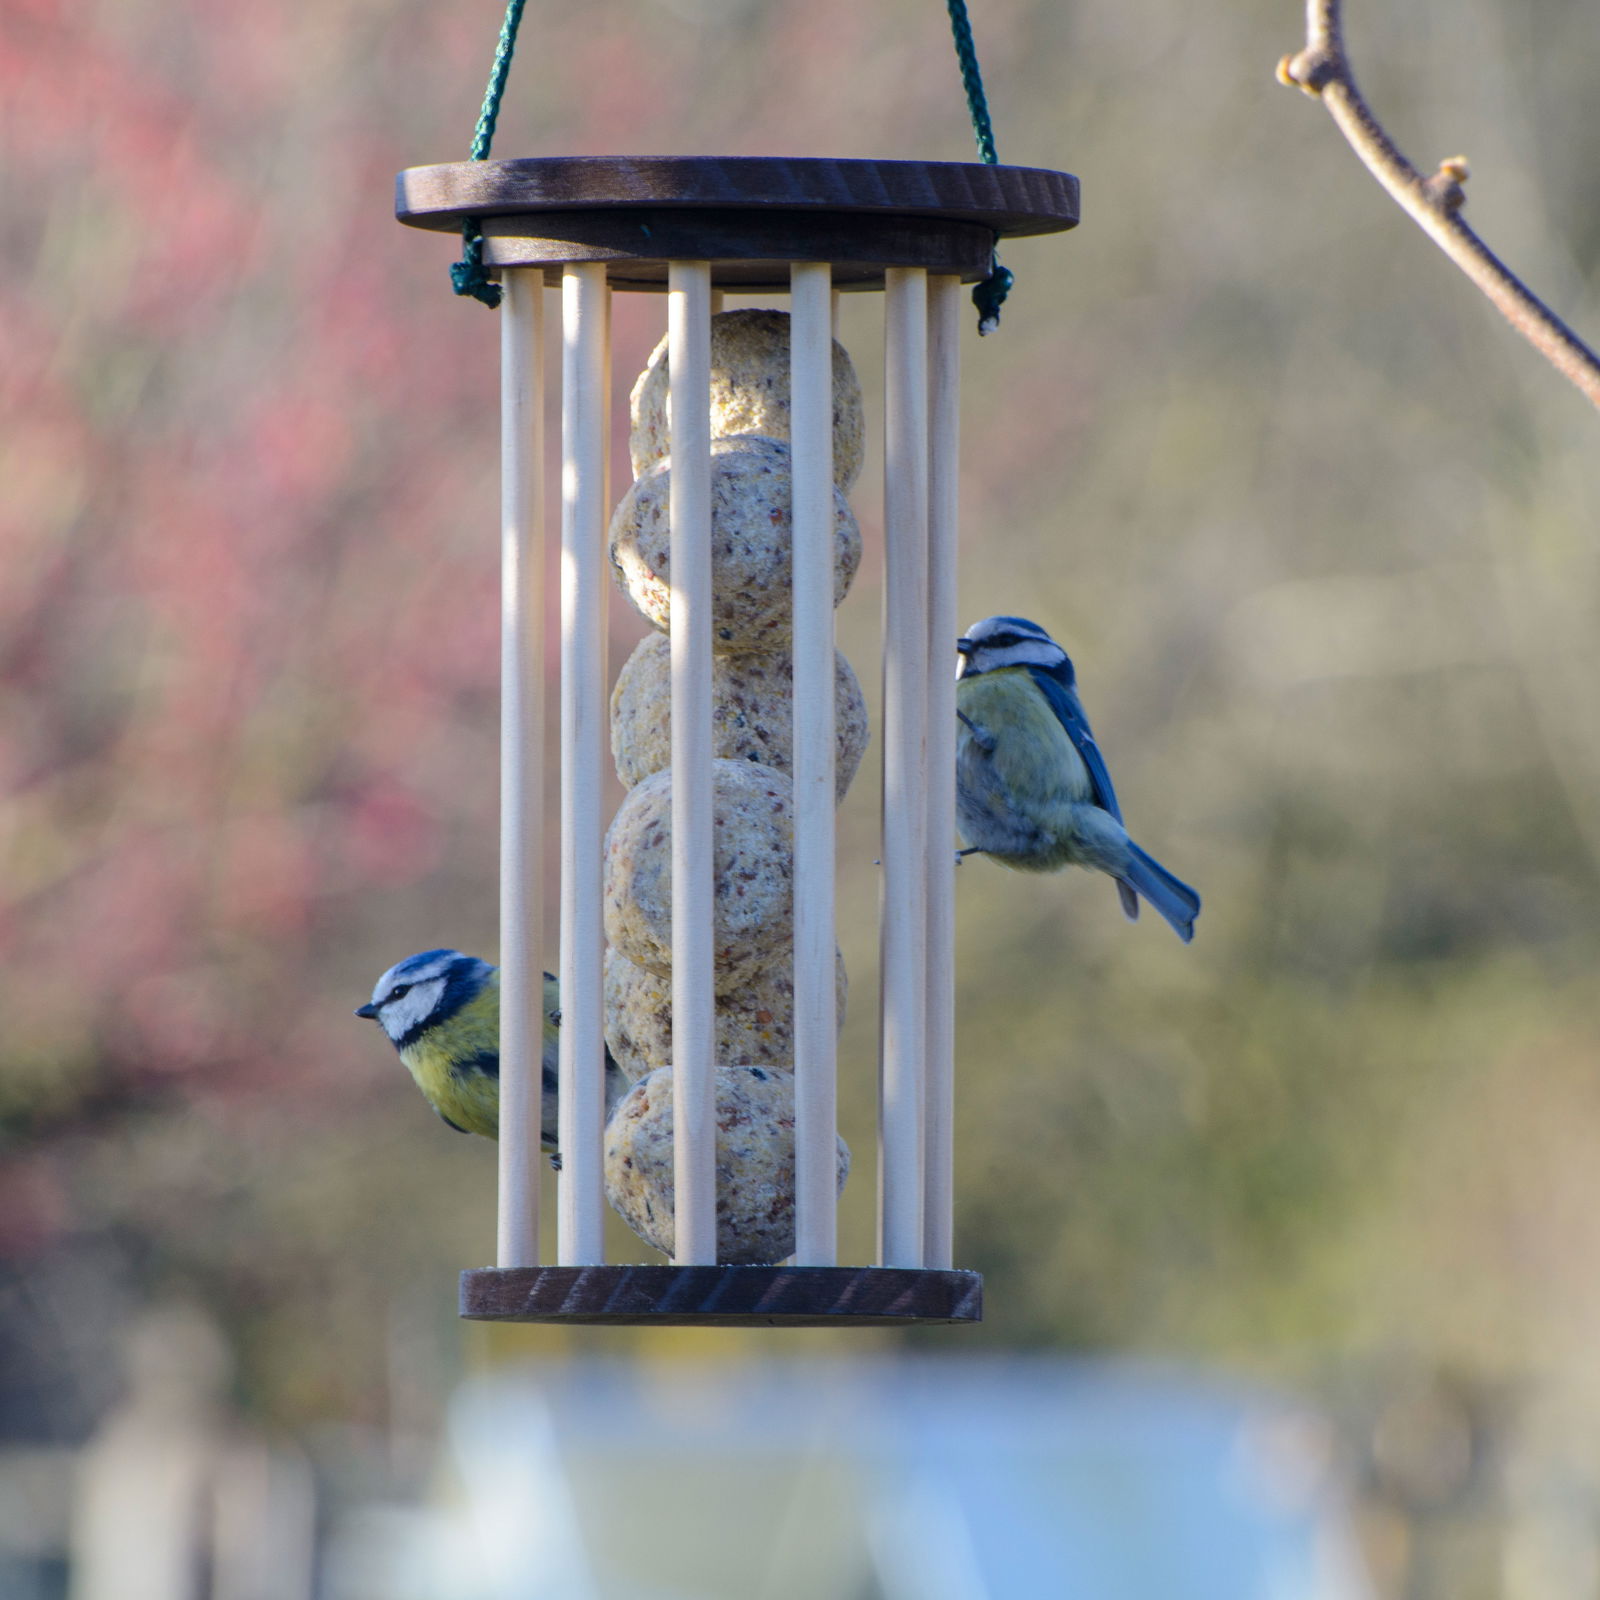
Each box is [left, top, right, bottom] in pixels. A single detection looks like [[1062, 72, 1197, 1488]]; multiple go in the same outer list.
[[954, 615, 1200, 942], [355, 949, 627, 1160]]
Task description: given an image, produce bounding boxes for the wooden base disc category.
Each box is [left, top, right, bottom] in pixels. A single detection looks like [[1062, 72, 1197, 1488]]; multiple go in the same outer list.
[[460, 1264, 982, 1327]]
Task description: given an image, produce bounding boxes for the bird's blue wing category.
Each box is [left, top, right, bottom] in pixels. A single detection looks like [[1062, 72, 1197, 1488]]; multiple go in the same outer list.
[[1027, 666, 1122, 822], [1029, 664, 1139, 920]]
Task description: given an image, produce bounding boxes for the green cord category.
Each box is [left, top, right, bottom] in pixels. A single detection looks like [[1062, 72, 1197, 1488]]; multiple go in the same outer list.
[[945, 0, 1012, 333], [451, 0, 530, 307], [945, 0, 997, 163], [449, 0, 1012, 328]]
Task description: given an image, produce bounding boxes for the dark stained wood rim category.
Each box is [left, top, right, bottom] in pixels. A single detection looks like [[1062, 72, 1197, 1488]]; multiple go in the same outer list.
[[460, 1264, 983, 1326], [478, 209, 1000, 288], [396, 156, 1078, 240]]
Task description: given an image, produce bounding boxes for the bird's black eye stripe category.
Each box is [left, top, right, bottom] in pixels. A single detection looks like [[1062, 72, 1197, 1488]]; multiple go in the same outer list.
[[386, 982, 412, 1004]]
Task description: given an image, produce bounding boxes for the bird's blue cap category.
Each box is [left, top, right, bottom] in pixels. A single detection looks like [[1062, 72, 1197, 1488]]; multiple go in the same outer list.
[[356, 948, 485, 1019]]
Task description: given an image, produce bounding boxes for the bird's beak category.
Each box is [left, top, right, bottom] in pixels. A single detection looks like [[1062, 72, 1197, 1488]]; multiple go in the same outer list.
[[355, 1002, 380, 1019]]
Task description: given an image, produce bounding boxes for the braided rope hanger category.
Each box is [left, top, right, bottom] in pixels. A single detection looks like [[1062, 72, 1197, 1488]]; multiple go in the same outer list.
[[449, 0, 528, 307], [450, 0, 1013, 332], [944, 0, 1013, 332]]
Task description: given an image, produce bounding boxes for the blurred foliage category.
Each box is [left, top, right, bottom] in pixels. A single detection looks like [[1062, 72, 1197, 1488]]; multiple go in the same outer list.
[[5, 0, 1600, 1581]]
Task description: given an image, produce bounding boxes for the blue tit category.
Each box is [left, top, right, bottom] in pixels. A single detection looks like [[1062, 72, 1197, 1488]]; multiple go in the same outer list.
[[954, 615, 1200, 942], [355, 949, 627, 1161]]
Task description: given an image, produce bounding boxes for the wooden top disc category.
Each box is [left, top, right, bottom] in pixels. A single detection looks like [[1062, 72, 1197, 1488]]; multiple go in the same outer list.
[[396, 155, 1078, 235], [395, 156, 1078, 288]]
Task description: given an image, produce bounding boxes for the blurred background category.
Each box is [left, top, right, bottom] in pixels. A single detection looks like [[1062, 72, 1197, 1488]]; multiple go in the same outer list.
[[5, 0, 1600, 1593]]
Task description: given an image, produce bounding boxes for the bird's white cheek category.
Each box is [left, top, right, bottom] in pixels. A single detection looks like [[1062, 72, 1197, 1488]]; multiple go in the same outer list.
[[383, 979, 446, 1041]]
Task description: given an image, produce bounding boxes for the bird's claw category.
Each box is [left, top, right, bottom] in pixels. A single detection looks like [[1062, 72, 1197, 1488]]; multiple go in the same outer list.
[[958, 710, 998, 754]]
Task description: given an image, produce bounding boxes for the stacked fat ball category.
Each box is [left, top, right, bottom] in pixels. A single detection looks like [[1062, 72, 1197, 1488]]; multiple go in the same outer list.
[[602, 310, 865, 1264]]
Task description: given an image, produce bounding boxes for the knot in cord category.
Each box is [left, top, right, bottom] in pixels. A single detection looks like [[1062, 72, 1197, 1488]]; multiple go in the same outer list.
[[971, 260, 1013, 337], [450, 226, 502, 307], [945, 0, 1012, 334], [450, 0, 529, 307]]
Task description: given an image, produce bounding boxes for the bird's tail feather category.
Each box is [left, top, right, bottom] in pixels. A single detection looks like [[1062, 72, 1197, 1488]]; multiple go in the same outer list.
[[1118, 845, 1200, 943]]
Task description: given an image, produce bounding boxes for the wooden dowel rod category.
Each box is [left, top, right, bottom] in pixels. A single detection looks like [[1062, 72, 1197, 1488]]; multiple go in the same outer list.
[[924, 275, 961, 1271], [668, 261, 718, 1266], [603, 279, 614, 549], [878, 267, 929, 1268], [557, 263, 610, 1266], [497, 269, 545, 1270], [790, 262, 838, 1266]]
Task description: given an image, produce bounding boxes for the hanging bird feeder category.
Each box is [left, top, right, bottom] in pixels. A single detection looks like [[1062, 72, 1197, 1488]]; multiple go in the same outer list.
[[393, 20, 1077, 1328]]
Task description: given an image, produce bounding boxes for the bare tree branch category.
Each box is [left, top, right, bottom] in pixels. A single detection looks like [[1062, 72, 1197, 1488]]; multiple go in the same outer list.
[[1278, 0, 1600, 413]]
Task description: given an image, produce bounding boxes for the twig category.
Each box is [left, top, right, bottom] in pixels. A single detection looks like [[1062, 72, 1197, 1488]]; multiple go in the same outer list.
[[1278, 0, 1600, 413]]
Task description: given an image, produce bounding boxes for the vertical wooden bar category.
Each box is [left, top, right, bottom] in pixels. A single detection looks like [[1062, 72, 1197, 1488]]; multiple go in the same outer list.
[[601, 291, 611, 547], [878, 267, 929, 1268], [709, 289, 726, 316], [497, 269, 544, 1269], [668, 260, 718, 1266], [790, 262, 837, 1266], [557, 263, 609, 1266], [924, 275, 961, 1270]]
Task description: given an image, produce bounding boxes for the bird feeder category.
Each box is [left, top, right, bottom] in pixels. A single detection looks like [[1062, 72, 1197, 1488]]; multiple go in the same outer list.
[[396, 156, 1078, 1325]]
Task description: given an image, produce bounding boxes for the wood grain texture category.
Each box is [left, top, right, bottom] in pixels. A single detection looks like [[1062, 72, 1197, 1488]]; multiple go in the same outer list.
[[396, 156, 1079, 236], [476, 211, 998, 289], [459, 1264, 983, 1325]]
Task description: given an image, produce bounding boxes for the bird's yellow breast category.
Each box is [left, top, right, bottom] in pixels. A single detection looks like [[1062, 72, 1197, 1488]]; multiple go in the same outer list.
[[398, 977, 500, 1139], [957, 668, 1091, 806]]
